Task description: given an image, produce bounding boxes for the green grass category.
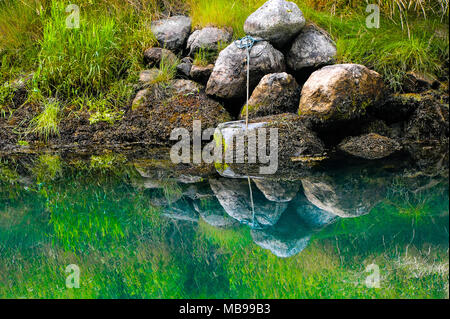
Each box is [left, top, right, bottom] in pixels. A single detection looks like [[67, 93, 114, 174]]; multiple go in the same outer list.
[[35, 1, 122, 98], [302, 4, 449, 89], [193, 47, 216, 66], [28, 98, 61, 140], [151, 55, 179, 84]]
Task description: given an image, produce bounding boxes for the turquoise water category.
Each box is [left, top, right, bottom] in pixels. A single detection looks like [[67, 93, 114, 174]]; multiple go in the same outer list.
[[0, 153, 448, 298]]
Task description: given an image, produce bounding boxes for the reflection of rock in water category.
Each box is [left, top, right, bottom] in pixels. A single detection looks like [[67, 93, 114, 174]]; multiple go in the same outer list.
[[251, 210, 313, 258], [209, 177, 288, 227], [291, 192, 339, 229], [301, 171, 387, 218], [145, 187, 183, 207], [252, 179, 301, 202], [192, 197, 237, 227], [162, 199, 199, 222]]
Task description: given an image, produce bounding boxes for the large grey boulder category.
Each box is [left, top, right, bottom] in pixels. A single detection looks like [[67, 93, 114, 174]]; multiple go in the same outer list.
[[299, 64, 386, 125], [287, 24, 336, 71], [206, 41, 285, 99], [338, 133, 402, 159], [151, 16, 192, 51], [209, 177, 288, 227], [187, 27, 232, 56], [239, 72, 300, 119], [244, 0, 306, 48]]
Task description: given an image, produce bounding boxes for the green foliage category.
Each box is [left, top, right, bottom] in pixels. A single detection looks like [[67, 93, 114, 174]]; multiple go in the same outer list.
[[31, 154, 63, 183], [193, 47, 216, 66], [35, 1, 122, 97], [151, 55, 179, 84], [0, 158, 448, 298], [0, 82, 14, 115], [28, 98, 61, 140]]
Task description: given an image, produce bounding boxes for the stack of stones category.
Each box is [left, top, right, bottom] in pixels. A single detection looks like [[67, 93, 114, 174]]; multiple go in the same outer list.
[[134, 0, 448, 167]]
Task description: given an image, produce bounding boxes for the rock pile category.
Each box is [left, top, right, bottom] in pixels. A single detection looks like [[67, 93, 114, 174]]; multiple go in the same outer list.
[[132, 0, 447, 166]]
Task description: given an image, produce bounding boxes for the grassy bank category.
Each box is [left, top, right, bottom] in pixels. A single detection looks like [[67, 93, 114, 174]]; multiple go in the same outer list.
[[0, 0, 449, 140]]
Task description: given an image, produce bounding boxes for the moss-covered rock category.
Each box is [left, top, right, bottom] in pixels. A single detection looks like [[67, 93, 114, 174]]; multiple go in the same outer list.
[[338, 133, 402, 160], [239, 72, 300, 120], [299, 64, 386, 125], [213, 113, 326, 178]]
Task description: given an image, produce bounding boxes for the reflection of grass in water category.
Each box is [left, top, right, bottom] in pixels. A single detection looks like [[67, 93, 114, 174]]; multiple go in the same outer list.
[[0, 243, 185, 298], [162, 181, 183, 205], [0, 164, 448, 298], [46, 173, 169, 252], [31, 154, 62, 183], [0, 159, 19, 184], [90, 153, 127, 171]]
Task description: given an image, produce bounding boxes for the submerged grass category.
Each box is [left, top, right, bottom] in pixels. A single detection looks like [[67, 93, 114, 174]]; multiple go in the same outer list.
[[0, 167, 447, 298]]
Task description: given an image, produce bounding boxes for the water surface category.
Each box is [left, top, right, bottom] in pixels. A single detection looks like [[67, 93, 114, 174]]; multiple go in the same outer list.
[[0, 153, 448, 298]]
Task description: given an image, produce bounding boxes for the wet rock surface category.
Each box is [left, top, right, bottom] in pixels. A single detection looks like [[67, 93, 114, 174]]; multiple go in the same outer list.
[[244, 0, 306, 48], [214, 114, 326, 178], [403, 98, 448, 143], [162, 200, 199, 222], [301, 169, 387, 218], [143, 47, 178, 67], [209, 177, 288, 227]]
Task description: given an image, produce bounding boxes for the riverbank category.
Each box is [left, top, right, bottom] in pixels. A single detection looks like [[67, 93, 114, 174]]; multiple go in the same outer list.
[[0, 0, 449, 170]]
